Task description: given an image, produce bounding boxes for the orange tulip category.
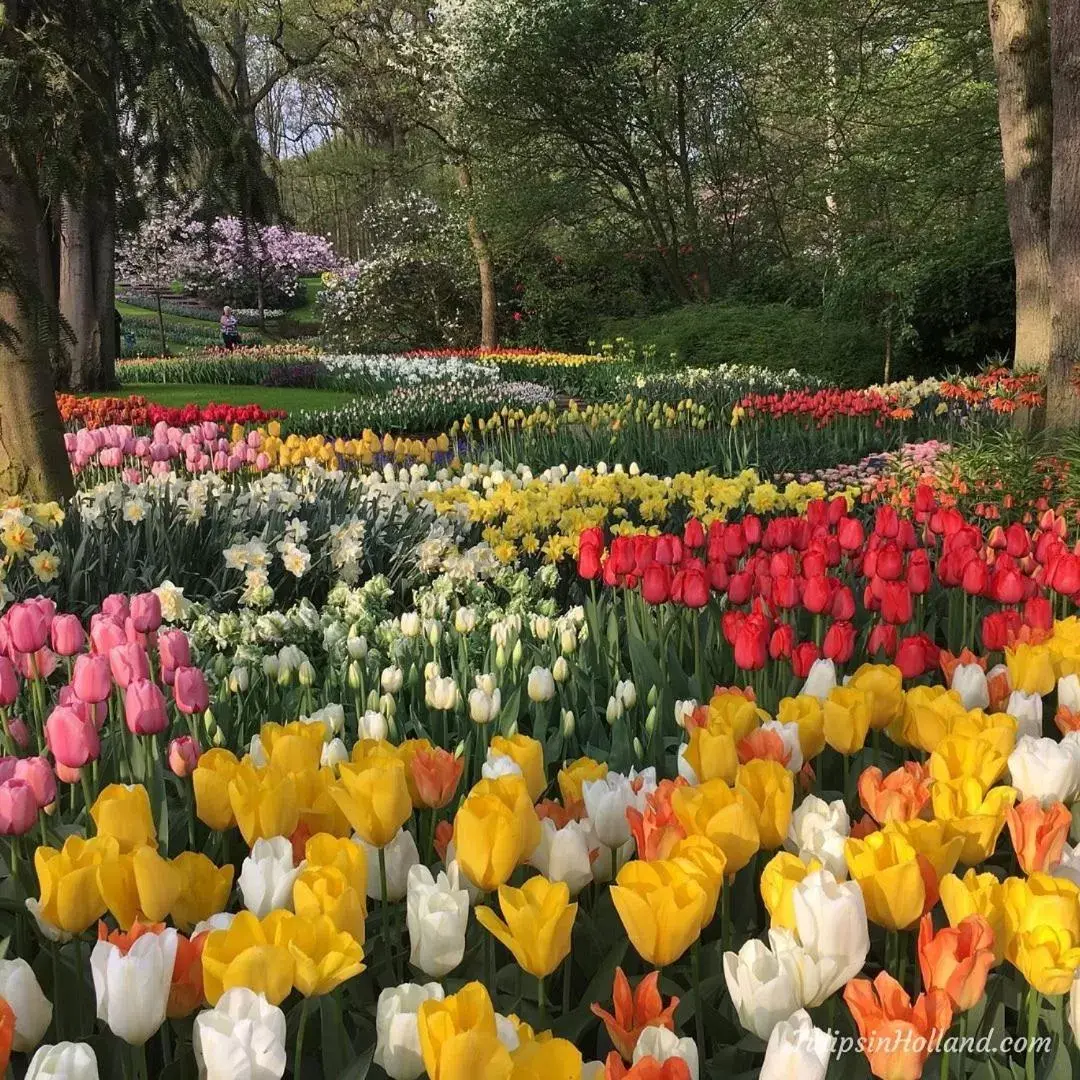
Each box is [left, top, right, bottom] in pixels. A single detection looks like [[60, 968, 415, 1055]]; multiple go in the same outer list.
[[604, 1051, 693, 1080], [589, 968, 679, 1062], [916, 913, 994, 1012], [410, 747, 465, 809], [1006, 798, 1072, 874], [844, 971, 953, 1080], [627, 780, 687, 862], [0, 997, 12, 1075], [735, 728, 790, 766], [1055, 705, 1080, 735], [939, 649, 986, 685], [858, 762, 931, 824]]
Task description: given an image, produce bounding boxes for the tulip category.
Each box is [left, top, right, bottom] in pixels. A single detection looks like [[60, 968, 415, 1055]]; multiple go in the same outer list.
[[1007, 690, 1043, 740], [489, 734, 545, 802], [239, 836, 301, 918], [293, 864, 366, 943], [376, 982, 447, 1080], [357, 826, 419, 901], [193, 749, 240, 831], [108, 643, 149, 689], [44, 706, 99, 769], [170, 851, 234, 935], [90, 784, 155, 853], [9, 602, 48, 654], [800, 659, 836, 701], [822, 686, 871, 757], [91, 926, 177, 1044], [529, 818, 596, 896], [785, 794, 849, 880], [25, 1043, 100, 1080], [200, 912, 295, 1006], [193, 987, 287, 1080], [793, 871, 870, 1003], [952, 663, 990, 710], [0, 779, 37, 836], [843, 973, 953, 1080], [611, 859, 705, 967], [917, 912, 994, 1011], [330, 759, 411, 849], [173, 666, 210, 715], [417, 981, 501, 1080], [932, 779, 1016, 866], [590, 968, 679, 1063], [1007, 642, 1056, 696], [228, 765, 300, 849], [735, 759, 793, 849], [468, 687, 501, 725], [1007, 797, 1071, 874], [760, 853, 819, 931], [96, 845, 181, 928], [129, 593, 162, 634], [777, 696, 825, 760], [29, 835, 117, 937], [844, 829, 930, 931], [49, 614, 85, 657], [0, 959, 51, 1052], [632, 1028, 698, 1080], [269, 912, 364, 997], [71, 654, 111, 704], [670, 779, 760, 874], [0, 657, 17, 707], [1008, 735, 1080, 807], [123, 679, 168, 736], [858, 762, 931, 824], [584, 771, 655, 850], [939, 869, 1007, 965], [168, 735, 202, 777], [527, 666, 555, 703], [477, 875, 577, 979], [759, 1009, 831, 1080], [558, 757, 608, 808], [723, 930, 805, 1040], [410, 747, 464, 809], [681, 726, 737, 785], [407, 865, 469, 978]]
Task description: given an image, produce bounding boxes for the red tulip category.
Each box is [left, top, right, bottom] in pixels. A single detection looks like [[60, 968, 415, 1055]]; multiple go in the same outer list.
[[868, 624, 898, 658], [981, 610, 1022, 652], [578, 544, 602, 580], [706, 560, 729, 592], [991, 567, 1025, 605], [727, 571, 753, 605], [683, 518, 705, 549], [802, 576, 832, 615], [642, 565, 672, 605], [822, 620, 855, 663], [831, 585, 856, 621], [881, 582, 914, 625], [1024, 596, 1053, 631], [655, 535, 682, 566], [742, 515, 762, 546], [791, 641, 821, 678], [769, 623, 795, 660], [961, 559, 988, 597], [679, 567, 709, 609], [733, 615, 768, 671], [837, 517, 864, 552], [906, 549, 931, 594]]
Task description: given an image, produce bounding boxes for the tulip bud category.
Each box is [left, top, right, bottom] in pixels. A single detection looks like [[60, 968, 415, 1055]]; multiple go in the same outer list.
[[455, 607, 477, 634], [606, 696, 621, 725], [213, 654, 230, 679], [560, 628, 578, 655], [645, 706, 657, 736], [346, 661, 362, 691], [276, 664, 292, 687], [532, 615, 551, 640], [228, 666, 249, 694], [561, 709, 575, 737], [424, 661, 440, 682], [647, 686, 658, 708], [475, 673, 498, 696], [366, 688, 380, 711], [495, 645, 507, 669], [527, 666, 555, 703], [381, 666, 403, 693], [379, 693, 396, 718], [297, 660, 315, 687], [512, 640, 523, 667], [168, 735, 202, 777], [347, 635, 368, 660], [400, 612, 421, 638], [261, 655, 279, 680], [633, 737, 643, 761], [617, 679, 637, 709], [427, 622, 441, 647], [552, 656, 570, 683]]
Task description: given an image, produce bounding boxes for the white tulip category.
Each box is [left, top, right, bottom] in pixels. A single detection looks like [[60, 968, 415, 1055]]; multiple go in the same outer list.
[[347, 635, 368, 660], [1054, 843, 1080, 888], [583, 769, 655, 849], [527, 666, 555, 703], [677, 744, 698, 785], [792, 871, 870, 1004], [760, 1009, 832, 1080], [400, 613, 421, 638], [801, 659, 837, 701], [529, 818, 596, 896], [304, 703, 344, 736], [406, 865, 469, 978], [375, 983, 446, 1080], [605, 696, 622, 724], [0, 958, 52, 1052], [530, 615, 551, 641], [582, 1063, 605, 1080], [454, 607, 477, 634], [1008, 735, 1080, 806], [1070, 968, 1080, 1050], [552, 656, 570, 683], [91, 927, 177, 1045], [674, 699, 698, 729], [468, 687, 501, 725], [193, 987, 287, 1080], [785, 796, 850, 880], [482, 753, 523, 783], [321, 738, 348, 769], [239, 837, 302, 917], [760, 720, 804, 772], [951, 664, 990, 710], [425, 676, 459, 712], [560, 628, 578, 655], [358, 710, 389, 741], [192, 912, 236, 937], [616, 679, 637, 710], [248, 734, 268, 768], [1006, 691, 1044, 740], [358, 828, 419, 901], [228, 666, 250, 694], [723, 931, 805, 1040], [633, 1027, 699, 1079], [25, 1043, 99, 1080], [381, 666, 404, 693], [1061, 674, 1080, 715]]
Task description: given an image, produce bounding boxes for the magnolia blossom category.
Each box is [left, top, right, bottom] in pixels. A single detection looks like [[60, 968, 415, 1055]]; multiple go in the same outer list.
[[633, 1027, 699, 1080], [760, 1010, 831, 1080], [239, 836, 302, 917], [375, 983, 446, 1080], [406, 865, 469, 978], [91, 927, 177, 1045], [193, 987, 287, 1080]]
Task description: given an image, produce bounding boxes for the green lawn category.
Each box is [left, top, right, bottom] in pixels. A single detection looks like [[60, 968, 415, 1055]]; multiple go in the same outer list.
[[289, 276, 325, 324], [117, 300, 221, 332], [98, 383, 354, 413]]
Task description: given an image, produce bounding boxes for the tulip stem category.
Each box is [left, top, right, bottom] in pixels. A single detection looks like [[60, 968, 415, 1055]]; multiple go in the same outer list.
[[378, 846, 395, 981], [537, 975, 547, 1029], [73, 935, 85, 1037], [691, 940, 706, 1059], [956, 1010, 967, 1080], [1025, 987, 1040, 1080], [131, 1042, 149, 1080], [610, 846, 618, 886], [295, 996, 311, 1078], [562, 957, 572, 1017]]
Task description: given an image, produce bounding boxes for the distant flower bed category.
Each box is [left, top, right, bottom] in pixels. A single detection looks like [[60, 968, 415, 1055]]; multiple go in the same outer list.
[[56, 394, 287, 429]]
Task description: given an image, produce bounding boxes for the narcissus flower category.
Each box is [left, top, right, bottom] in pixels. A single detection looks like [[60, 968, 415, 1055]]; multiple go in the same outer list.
[[475, 875, 577, 979]]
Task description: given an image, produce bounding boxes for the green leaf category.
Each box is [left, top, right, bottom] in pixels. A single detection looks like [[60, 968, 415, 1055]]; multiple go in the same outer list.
[[337, 1044, 375, 1079]]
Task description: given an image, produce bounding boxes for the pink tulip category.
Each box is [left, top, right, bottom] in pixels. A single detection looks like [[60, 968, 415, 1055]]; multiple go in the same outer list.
[[13, 756, 55, 808], [50, 614, 86, 657], [72, 654, 112, 704], [7, 718, 29, 750], [0, 779, 37, 836], [45, 706, 100, 768], [124, 617, 151, 648], [89, 615, 126, 655], [15, 648, 56, 680], [173, 666, 209, 716], [158, 630, 191, 684], [98, 447, 123, 468], [0, 657, 17, 707], [55, 762, 81, 785], [124, 679, 168, 736], [168, 735, 202, 777], [129, 593, 162, 634], [7, 602, 48, 654], [108, 643, 150, 689], [0, 757, 15, 784], [100, 594, 130, 622]]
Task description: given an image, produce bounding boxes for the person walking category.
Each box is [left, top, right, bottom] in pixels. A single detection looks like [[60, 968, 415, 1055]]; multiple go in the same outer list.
[[220, 306, 241, 350]]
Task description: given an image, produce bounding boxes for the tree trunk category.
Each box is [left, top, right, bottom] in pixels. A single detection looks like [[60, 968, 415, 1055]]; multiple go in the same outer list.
[[93, 189, 117, 389], [1047, 0, 1080, 428], [0, 154, 74, 502], [988, 0, 1054, 372], [457, 165, 498, 349]]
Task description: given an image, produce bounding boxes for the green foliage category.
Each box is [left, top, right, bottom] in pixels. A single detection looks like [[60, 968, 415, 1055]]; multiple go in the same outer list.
[[597, 303, 886, 385]]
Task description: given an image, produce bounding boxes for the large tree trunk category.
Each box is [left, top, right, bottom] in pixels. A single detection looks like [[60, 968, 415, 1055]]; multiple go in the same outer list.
[[457, 165, 498, 349], [93, 189, 117, 389], [1047, 0, 1080, 429], [988, 0, 1054, 373], [0, 154, 74, 502]]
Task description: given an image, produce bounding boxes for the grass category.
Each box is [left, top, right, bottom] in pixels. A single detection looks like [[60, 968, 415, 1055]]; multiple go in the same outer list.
[[96, 383, 356, 413], [117, 301, 221, 332], [288, 276, 324, 325]]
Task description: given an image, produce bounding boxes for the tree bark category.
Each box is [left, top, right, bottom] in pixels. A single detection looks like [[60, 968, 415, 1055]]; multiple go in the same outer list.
[[988, 0, 1054, 373], [457, 165, 498, 349], [1047, 0, 1080, 428], [93, 189, 117, 389], [0, 153, 74, 502]]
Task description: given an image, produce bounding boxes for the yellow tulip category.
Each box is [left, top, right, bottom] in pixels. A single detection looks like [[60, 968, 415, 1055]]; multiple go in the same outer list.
[[469, 776, 541, 859], [329, 759, 412, 848], [887, 820, 963, 884], [901, 685, 967, 752], [193, 749, 241, 831], [98, 845, 181, 929], [201, 910, 295, 1005], [928, 734, 1007, 794], [476, 875, 577, 978], [822, 686, 872, 756], [557, 757, 607, 809], [610, 859, 706, 967], [683, 726, 737, 784], [170, 852, 234, 934], [90, 784, 155, 853], [490, 735, 546, 803], [265, 910, 365, 997], [1013, 926, 1080, 995], [847, 664, 905, 730], [844, 830, 928, 930], [260, 721, 326, 775], [509, 1038, 583, 1079], [350, 738, 402, 767], [1006, 642, 1056, 696], [735, 760, 794, 850], [304, 832, 367, 896], [228, 764, 300, 847], [951, 711, 1016, 760], [430, 1032, 512, 1080], [940, 869, 1007, 964], [777, 695, 825, 760], [671, 778, 760, 873], [760, 852, 821, 931], [453, 794, 524, 892], [669, 835, 727, 928], [700, 690, 764, 741], [293, 866, 366, 944], [1003, 874, 1080, 961], [931, 779, 1017, 865], [32, 835, 118, 935], [295, 768, 352, 838], [418, 982, 501, 1080]]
